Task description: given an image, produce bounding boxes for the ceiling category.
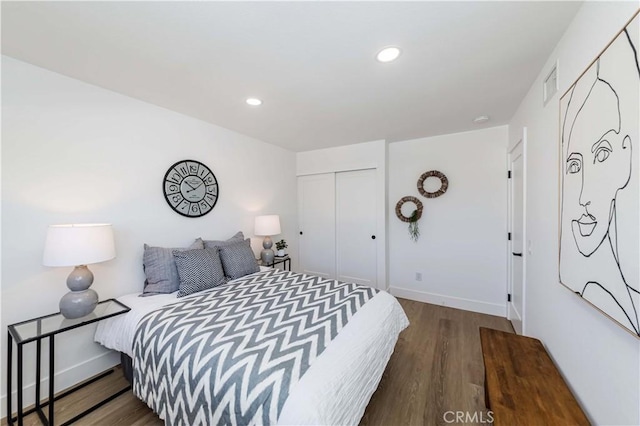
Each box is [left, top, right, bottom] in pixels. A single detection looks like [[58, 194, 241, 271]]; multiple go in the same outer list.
[[2, 1, 582, 152]]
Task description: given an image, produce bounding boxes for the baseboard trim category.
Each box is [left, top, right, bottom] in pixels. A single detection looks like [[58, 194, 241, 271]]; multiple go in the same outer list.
[[390, 287, 506, 317], [1, 350, 120, 418]]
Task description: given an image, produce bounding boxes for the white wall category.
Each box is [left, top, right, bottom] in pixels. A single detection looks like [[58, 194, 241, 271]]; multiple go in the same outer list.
[[388, 126, 508, 316], [297, 140, 387, 289], [508, 4, 640, 425], [296, 140, 385, 176], [1, 56, 297, 417]]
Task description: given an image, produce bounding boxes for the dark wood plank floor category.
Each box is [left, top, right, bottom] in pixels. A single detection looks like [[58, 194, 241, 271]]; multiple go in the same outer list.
[[4, 298, 512, 426], [360, 299, 512, 426]]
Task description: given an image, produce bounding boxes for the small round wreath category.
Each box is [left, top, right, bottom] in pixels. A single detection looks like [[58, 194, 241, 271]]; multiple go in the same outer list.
[[395, 196, 423, 222], [418, 170, 448, 198]]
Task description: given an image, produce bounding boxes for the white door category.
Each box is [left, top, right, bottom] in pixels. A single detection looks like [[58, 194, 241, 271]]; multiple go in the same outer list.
[[508, 132, 526, 335], [336, 169, 377, 288], [298, 173, 336, 278]]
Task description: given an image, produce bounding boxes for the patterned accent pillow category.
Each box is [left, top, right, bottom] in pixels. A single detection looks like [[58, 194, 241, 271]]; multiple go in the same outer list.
[[203, 231, 244, 250], [218, 238, 260, 280], [173, 248, 227, 297], [141, 238, 204, 296]]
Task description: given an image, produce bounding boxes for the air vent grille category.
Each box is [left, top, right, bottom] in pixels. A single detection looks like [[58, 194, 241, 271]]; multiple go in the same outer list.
[[543, 62, 559, 106]]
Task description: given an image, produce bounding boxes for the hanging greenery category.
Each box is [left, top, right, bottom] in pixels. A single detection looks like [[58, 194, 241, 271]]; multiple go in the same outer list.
[[395, 196, 423, 242], [408, 209, 420, 242]]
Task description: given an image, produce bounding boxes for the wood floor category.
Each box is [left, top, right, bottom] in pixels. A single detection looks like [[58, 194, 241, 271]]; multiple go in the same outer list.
[[360, 299, 512, 426], [4, 298, 512, 426]]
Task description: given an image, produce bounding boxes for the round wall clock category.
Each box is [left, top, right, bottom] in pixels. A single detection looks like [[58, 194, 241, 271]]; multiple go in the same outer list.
[[163, 160, 219, 218]]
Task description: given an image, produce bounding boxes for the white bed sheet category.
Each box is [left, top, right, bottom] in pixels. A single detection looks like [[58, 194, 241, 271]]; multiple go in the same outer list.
[[95, 291, 179, 357], [94, 274, 409, 425]]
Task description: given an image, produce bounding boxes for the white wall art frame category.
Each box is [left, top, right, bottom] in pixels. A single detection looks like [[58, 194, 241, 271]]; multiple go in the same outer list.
[[559, 11, 640, 338]]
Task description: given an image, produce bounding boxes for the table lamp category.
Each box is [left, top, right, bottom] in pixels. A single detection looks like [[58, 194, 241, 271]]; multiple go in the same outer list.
[[43, 224, 116, 319], [254, 215, 281, 266]]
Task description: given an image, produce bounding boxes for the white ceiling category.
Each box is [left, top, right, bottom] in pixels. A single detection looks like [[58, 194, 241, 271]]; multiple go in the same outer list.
[[2, 1, 581, 152]]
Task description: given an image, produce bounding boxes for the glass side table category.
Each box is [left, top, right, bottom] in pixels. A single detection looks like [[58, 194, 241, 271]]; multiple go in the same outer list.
[[7, 299, 130, 426], [259, 255, 291, 271]]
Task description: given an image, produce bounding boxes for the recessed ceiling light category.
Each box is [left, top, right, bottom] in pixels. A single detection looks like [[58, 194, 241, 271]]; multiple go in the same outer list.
[[376, 46, 401, 63], [473, 115, 490, 124], [246, 98, 262, 106]]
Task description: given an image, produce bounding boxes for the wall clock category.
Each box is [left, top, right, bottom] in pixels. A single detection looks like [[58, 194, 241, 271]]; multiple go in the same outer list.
[[163, 160, 219, 218]]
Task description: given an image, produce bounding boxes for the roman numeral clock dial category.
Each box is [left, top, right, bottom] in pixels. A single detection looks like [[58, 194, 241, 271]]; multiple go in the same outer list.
[[163, 160, 219, 217]]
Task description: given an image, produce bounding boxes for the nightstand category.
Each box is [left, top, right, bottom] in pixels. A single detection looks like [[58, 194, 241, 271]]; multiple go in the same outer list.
[[260, 255, 291, 271], [6, 299, 130, 426]]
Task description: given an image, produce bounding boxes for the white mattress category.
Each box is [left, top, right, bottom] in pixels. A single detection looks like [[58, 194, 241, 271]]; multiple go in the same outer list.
[[94, 273, 409, 425]]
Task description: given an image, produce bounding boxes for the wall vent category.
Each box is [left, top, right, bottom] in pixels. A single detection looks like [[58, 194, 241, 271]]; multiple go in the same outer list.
[[543, 61, 559, 106]]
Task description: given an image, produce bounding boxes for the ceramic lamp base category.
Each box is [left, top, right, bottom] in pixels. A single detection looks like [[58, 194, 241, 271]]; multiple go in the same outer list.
[[60, 289, 99, 319], [60, 265, 99, 319], [261, 249, 275, 265], [261, 236, 275, 265]]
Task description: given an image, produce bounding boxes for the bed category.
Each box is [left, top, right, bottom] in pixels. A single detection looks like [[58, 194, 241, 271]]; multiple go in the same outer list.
[[95, 267, 408, 425]]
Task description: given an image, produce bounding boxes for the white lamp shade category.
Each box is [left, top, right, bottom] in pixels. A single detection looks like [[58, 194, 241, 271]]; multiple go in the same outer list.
[[254, 215, 281, 236], [43, 224, 116, 267]]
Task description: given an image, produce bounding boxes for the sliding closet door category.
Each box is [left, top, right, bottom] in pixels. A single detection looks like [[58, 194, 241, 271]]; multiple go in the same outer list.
[[336, 169, 377, 288], [298, 173, 336, 278]]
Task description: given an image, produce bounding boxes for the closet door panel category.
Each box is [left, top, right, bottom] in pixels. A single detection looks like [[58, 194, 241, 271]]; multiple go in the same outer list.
[[336, 169, 377, 287], [298, 173, 336, 278]]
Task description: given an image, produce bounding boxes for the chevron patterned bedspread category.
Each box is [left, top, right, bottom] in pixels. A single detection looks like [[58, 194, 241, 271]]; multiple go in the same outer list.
[[132, 269, 379, 425]]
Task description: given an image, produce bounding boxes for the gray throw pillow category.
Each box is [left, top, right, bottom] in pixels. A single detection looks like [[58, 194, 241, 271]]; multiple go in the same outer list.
[[203, 231, 244, 250], [218, 238, 260, 280], [173, 248, 226, 297], [141, 238, 204, 296]]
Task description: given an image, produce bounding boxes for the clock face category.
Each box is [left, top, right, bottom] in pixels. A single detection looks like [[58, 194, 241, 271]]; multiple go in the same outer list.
[[163, 160, 219, 218]]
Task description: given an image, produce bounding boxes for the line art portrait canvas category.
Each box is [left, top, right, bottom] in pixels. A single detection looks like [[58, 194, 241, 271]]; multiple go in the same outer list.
[[559, 11, 640, 338]]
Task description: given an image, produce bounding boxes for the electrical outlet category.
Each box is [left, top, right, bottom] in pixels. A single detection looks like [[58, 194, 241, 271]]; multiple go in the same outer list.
[[415, 272, 422, 281]]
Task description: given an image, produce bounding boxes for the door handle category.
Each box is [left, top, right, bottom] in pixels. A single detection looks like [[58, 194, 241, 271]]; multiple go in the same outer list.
[[300, 231, 303, 235], [371, 235, 376, 240], [512, 252, 523, 257]]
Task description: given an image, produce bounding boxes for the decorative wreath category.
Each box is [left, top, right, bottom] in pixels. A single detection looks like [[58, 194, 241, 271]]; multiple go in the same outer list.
[[395, 196, 424, 222], [417, 170, 448, 198]]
